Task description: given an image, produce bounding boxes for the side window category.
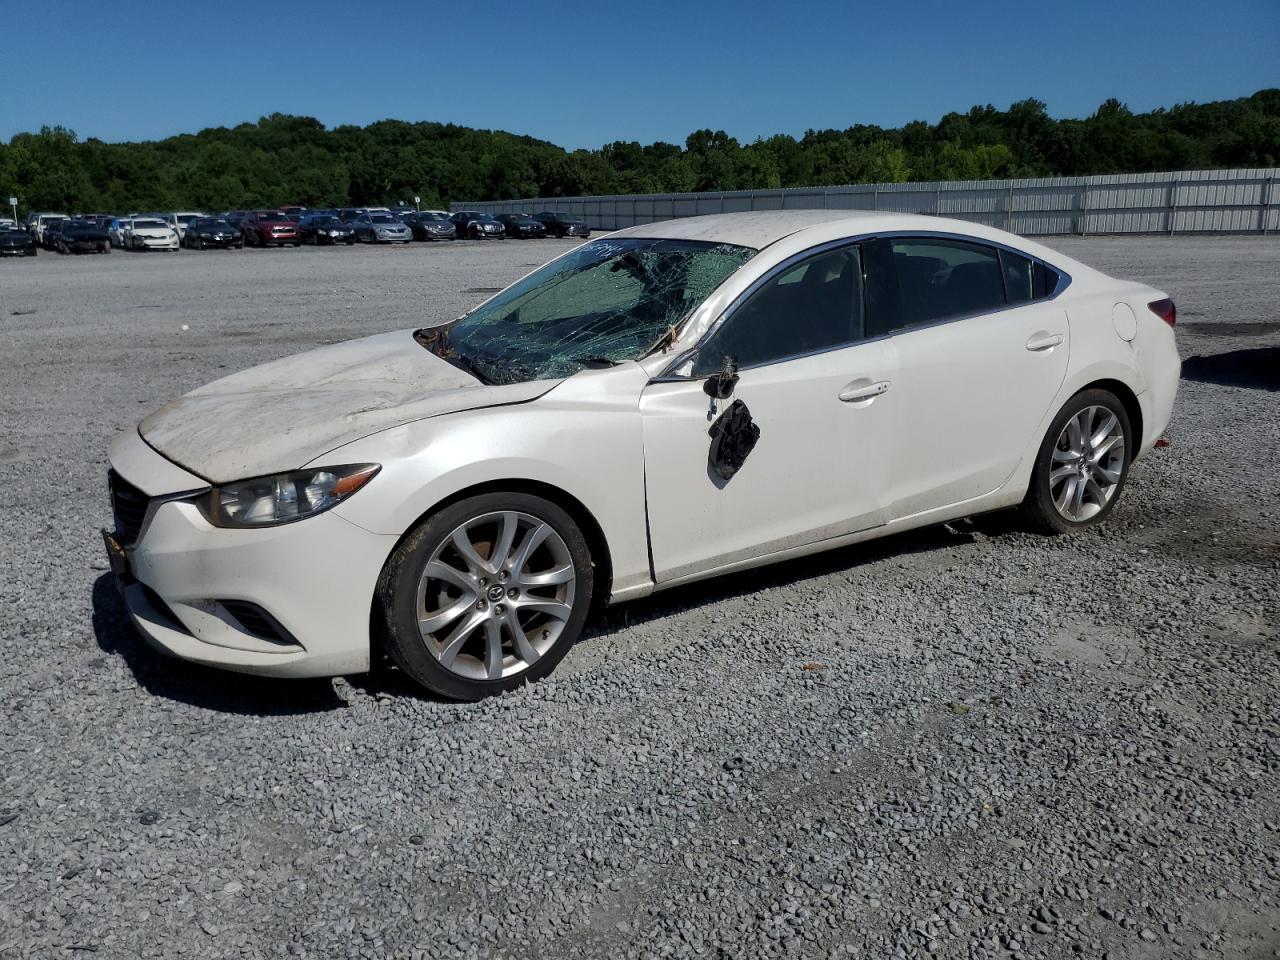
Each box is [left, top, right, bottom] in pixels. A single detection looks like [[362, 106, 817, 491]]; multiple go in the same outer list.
[[888, 238, 1005, 327], [694, 245, 864, 375], [1001, 249, 1034, 304]]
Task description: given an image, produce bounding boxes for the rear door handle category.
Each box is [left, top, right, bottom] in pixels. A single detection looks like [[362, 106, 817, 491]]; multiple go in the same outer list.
[[1026, 332, 1064, 352], [839, 380, 891, 402]]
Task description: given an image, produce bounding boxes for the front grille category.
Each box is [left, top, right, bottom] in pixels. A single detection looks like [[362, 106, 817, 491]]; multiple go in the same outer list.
[[220, 600, 297, 647], [109, 470, 150, 544]]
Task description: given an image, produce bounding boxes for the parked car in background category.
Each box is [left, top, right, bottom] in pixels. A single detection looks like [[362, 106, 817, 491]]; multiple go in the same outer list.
[[100, 211, 1181, 700], [534, 211, 591, 238], [496, 213, 547, 239], [403, 211, 456, 241], [128, 218, 180, 251], [55, 219, 112, 254], [109, 217, 134, 248], [219, 211, 248, 229], [450, 211, 506, 239], [279, 206, 307, 221], [30, 212, 70, 244], [241, 211, 302, 247], [182, 218, 243, 249], [298, 213, 356, 245], [353, 212, 411, 244], [42, 219, 68, 250], [0, 223, 37, 256], [336, 208, 366, 223], [163, 212, 205, 240]]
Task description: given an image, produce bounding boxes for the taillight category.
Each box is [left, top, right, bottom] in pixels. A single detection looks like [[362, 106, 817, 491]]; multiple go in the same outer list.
[[1148, 298, 1176, 327]]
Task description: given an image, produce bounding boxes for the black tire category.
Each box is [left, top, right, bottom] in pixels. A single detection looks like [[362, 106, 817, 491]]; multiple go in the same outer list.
[[1022, 388, 1133, 535], [378, 492, 595, 701]]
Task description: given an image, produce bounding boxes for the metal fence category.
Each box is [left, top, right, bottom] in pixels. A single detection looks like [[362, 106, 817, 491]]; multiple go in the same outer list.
[[454, 168, 1280, 236]]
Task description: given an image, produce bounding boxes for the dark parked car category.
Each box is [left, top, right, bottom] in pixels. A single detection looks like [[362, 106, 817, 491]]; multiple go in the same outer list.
[[449, 211, 506, 239], [402, 211, 456, 241], [352, 212, 411, 244], [336, 208, 366, 223], [54, 219, 112, 254], [279, 205, 307, 221], [0, 224, 37, 256], [496, 213, 548, 239], [42, 219, 67, 250], [298, 213, 356, 245], [533, 211, 590, 238], [241, 211, 301, 247], [219, 210, 248, 229], [182, 218, 244, 249]]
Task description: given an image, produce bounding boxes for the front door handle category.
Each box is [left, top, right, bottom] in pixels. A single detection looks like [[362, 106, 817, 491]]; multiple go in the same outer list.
[[1026, 332, 1064, 352], [839, 380, 891, 402]]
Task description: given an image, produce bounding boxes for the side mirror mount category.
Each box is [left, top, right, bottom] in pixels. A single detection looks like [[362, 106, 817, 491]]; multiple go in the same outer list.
[[703, 355, 740, 399]]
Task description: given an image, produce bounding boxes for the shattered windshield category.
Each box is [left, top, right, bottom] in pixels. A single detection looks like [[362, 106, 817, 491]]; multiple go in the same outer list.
[[421, 237, 756, 385]]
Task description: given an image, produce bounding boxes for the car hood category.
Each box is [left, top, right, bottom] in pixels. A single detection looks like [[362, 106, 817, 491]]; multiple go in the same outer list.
[[138, 328, 560, 483]]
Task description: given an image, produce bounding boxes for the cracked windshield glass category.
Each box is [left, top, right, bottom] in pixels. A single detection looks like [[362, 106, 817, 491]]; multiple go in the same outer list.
[[425, 238, 756, 384]]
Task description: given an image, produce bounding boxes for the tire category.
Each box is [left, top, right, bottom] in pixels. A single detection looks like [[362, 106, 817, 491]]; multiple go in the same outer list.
[[1022, 388, 1133, 535], [293, 241, 301, 247], [101, 243, 110, 254], [378, 492, 594, 701]]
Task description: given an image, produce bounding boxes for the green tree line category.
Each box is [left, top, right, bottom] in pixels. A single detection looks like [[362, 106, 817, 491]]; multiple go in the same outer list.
[[3, 90, 1277, 215]]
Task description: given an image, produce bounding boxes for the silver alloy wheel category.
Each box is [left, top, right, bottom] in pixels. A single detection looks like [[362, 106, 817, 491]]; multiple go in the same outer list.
[[415, 511, 576, 681], [1049, 405, 1125, 522]]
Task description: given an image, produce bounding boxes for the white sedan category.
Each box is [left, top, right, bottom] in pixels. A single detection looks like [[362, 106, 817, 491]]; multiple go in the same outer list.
[[104, 211, 1180, 700], [127, 218, 180, 251]]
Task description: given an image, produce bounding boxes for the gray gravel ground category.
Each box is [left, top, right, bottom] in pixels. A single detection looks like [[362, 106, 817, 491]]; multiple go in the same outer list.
[[1, 235, 1277, 960]]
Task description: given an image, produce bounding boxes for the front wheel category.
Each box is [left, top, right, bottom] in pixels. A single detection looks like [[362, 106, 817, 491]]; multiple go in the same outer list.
[[1023, 389, 1132, 535], [378, 492, 594, 700]]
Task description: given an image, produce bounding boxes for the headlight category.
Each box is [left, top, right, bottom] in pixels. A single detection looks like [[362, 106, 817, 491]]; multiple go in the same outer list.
[[198, 464, 379, 528]]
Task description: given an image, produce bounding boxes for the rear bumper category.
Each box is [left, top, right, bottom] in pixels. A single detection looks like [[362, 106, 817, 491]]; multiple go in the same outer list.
[[106, 429, 395, 678]]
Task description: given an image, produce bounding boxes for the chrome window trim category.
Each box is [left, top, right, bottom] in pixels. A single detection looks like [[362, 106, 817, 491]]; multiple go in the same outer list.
[[654, 230, 1073, 380]]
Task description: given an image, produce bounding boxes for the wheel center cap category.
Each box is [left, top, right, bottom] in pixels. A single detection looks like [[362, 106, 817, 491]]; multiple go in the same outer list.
[[487, 584, 505, 602]]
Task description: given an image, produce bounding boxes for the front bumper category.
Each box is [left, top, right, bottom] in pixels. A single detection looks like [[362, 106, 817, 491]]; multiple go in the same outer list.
[[105, 430, 396, 678], [136, 236, 179, 249]]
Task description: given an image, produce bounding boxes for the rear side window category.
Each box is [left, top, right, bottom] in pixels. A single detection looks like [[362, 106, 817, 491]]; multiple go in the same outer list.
[[889, 239, 1005, 326], [694, 244, 864, 374]]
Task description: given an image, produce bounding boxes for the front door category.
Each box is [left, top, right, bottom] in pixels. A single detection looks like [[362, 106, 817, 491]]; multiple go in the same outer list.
[[639, 242, 897, 584]]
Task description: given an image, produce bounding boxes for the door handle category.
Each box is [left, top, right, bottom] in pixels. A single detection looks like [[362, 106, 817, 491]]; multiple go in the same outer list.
[[1026, 332, 1064, 352], [838, 380, 891, 402]]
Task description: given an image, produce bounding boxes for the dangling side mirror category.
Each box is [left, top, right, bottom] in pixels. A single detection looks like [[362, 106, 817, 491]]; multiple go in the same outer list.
[[703, 355, 740, 399]]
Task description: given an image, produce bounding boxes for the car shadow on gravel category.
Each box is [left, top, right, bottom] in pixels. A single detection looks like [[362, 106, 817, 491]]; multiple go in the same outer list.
[[91, 574, 347, 714], [581, 514, 1021, 639], [1181, 346, 1280, 391]]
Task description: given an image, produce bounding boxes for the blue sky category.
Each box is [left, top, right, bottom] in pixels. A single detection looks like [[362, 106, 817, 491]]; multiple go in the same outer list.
[[4, 1, 1277, 148]]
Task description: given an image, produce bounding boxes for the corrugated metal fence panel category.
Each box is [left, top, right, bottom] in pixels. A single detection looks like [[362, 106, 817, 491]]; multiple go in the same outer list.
[[455, 168, 1278, 236]]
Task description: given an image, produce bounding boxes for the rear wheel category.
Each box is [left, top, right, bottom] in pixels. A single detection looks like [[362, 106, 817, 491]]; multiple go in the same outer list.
[[378, 492, 594, 700], [1023, 389, 1132, 534]]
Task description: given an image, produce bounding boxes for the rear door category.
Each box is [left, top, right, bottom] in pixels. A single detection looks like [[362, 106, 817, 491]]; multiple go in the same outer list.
[[864, 236, 1070, 518]]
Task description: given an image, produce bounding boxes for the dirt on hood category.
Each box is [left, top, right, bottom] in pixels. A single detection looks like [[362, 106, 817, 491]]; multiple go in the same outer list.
[[139, 328, 559, 483]]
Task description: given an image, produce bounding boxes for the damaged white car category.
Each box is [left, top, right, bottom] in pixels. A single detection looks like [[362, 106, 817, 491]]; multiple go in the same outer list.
[[105, 211, 1180, 700]]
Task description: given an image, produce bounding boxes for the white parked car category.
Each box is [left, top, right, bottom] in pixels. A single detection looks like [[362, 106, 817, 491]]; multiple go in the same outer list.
[[163, 211, 205, 239], [31, 212, 69, 242], [127, 218, 179, 251], [104, 211, 1179, 700]]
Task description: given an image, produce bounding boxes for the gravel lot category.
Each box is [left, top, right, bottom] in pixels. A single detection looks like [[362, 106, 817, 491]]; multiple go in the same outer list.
[[1, 235, 1277, 960]]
